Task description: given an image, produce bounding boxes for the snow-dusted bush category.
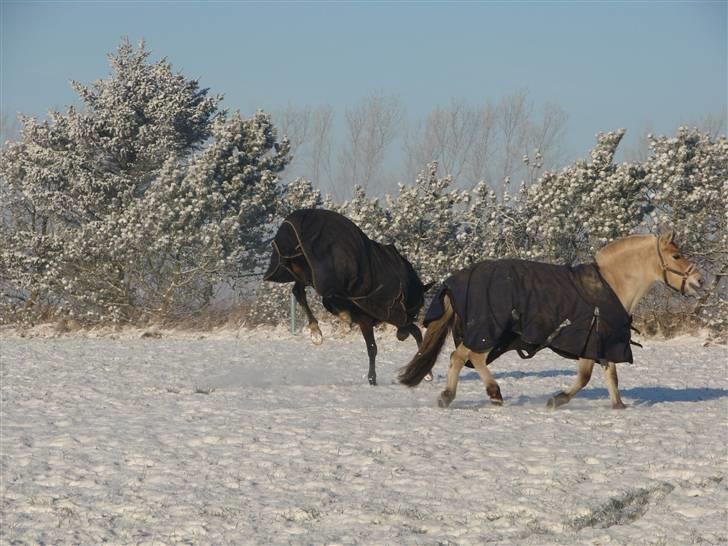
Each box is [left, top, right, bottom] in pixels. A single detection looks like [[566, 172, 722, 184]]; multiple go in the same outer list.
[[0, 39, 289, 323], [380, 163, 466, 282], [640, 128, 728, 331], [0, 37, 723, 335], [522, 130, 647, 264], [458, 178, 531, 265]]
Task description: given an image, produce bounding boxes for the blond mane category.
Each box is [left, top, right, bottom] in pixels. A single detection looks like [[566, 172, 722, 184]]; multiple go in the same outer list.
[[594, 234, 653, 263]]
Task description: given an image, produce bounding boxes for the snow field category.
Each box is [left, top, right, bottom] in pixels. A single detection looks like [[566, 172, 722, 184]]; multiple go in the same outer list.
[[1, 325, 726, 545]]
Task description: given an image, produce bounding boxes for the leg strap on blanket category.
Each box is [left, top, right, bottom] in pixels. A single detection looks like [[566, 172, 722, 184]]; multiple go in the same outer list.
[[629, 321, 643, 348], [516, 318, 572, 359], [578, 307, 600, 359]]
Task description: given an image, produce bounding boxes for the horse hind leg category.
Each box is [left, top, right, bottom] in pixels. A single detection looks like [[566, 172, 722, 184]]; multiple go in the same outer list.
[[547, 358, 595, 409], [396, 323, 422, 344], [470, 351, 503, 405], [292, 282, 323, 345], [439, 344, 468, 408]]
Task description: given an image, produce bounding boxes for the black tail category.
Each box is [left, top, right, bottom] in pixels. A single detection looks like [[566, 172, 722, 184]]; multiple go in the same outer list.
[[398, 294, 454, 386]]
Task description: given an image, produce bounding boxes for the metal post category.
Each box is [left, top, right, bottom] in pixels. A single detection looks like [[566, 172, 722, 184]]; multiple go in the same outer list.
[[290, 292, 297, 334]]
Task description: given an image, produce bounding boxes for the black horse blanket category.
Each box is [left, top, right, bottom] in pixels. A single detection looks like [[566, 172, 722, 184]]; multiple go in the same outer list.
[[425, 259, 634, 364], [264, 209, 425, 327]]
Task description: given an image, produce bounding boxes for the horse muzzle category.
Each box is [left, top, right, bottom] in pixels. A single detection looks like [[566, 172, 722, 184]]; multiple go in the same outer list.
[[685, 272, 704, 295]]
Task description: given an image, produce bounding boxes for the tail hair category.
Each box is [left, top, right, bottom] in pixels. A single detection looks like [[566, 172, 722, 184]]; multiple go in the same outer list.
[[398, 294, 453, 386]]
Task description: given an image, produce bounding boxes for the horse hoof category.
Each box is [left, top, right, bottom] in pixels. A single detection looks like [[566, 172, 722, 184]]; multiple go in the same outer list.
[[547, 393, 569, 409], [368, 377, 377, 386], [438, 390, 454, 408], [424, 372, 433, 382], [310, 327, 323, 345], [490, 399, 503, 406], [612, 402, 627, 410]]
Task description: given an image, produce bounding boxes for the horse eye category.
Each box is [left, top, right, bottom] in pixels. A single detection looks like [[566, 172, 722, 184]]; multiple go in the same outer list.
[[672, 254, 681, 260]]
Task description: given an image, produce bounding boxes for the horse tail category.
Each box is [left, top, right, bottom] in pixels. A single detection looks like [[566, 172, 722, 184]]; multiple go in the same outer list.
[[398, 293, 454, 386]]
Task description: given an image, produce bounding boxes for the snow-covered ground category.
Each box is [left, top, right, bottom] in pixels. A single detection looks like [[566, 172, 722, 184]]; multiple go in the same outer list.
[[1, 324, 726, 545]]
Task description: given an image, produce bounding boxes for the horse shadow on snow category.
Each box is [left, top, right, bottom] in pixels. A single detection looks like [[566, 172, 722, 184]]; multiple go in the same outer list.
[[454, 370, 727, 407]]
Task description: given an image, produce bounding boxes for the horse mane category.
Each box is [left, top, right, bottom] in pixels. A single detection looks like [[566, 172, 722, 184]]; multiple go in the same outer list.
[[595, 234, 653, 264]]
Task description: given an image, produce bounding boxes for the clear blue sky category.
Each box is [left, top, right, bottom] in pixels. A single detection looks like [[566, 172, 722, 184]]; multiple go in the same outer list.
[[1, 0, 726, 161]]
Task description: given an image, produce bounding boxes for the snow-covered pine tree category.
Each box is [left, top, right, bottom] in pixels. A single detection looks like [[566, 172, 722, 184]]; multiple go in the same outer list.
[[641, 128, 728, 331], [332, 184, 390, 242], [0, 39, 289, 323], [458, 178, 531, 266], [382, 162, 465, 283], [523, 130, 646, 264]]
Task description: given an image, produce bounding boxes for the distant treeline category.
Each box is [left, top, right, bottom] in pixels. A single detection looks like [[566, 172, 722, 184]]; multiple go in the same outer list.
[[1, 40, 725, 335]]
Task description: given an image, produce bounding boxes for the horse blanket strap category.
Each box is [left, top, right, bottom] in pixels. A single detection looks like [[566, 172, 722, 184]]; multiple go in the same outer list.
[[272, 240, 304, 260], [516, 318, 572, 359], [264, 209, 425, 327], [425, 259, 634, 365], [628, 322, 643, 348], [348, 284, 385, 301]]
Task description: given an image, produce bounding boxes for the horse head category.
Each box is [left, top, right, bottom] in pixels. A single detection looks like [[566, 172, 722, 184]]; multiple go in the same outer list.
[[655, 227, 703, 296]]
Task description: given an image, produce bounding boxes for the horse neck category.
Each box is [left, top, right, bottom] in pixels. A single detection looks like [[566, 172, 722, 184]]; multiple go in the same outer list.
[[595, 237, 661, 314]]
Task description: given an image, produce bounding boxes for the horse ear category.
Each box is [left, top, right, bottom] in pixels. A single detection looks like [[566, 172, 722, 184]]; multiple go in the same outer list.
[[423, 281, 436, 293], [658, 225, 675, 245]]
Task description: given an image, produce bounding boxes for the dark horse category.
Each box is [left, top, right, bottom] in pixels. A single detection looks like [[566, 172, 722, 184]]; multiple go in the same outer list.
[[264, 209, 432, 385]]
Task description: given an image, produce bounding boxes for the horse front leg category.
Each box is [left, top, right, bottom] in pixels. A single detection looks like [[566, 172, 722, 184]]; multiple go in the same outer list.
[[547, 358, 595, 409], [470, 351, 503, 405], [439, 344, 468, 408], [602, 361, 626, 409], [358, 318, 378, 386], [292, 282, 323, 345]]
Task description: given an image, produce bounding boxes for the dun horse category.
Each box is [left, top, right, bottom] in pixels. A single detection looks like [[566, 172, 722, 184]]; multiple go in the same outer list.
[[399, 228, 702, 408], [265, 209, 432, 385]]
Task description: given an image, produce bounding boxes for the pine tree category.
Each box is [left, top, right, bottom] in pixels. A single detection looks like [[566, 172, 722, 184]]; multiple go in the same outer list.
[[0, 39, 289, 323], [642, 128, 728, 330]]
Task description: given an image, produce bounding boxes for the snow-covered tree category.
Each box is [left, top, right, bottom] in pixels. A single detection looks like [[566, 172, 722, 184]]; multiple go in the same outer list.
[[332, 185, 390, 242], [522, 130, 646, 264], [0, 39, 289, 323], [381, 163, 465, 283], [641, 128, 728, 330], [458, 178, 530, 265]]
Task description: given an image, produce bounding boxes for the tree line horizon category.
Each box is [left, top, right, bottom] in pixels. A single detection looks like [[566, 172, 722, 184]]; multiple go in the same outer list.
[[1, 39, 725, 335]]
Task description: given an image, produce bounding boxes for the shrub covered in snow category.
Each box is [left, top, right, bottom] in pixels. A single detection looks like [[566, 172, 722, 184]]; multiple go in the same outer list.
[[1, 40, 724, 334], [0, 39, 290, 323], [640, 128, 727, 331]]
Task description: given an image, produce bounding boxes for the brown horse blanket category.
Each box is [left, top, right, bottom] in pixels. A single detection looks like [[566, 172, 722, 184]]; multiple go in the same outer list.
[[425, 259, 634, 364], [264, 209, 425, 327]]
